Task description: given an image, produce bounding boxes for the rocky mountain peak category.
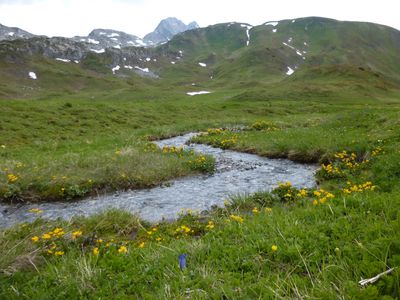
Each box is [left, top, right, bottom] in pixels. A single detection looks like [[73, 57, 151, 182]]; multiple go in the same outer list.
[[72, 28, 146, 51], [143, 17, 199, 45], [0, 23, 35, 40]]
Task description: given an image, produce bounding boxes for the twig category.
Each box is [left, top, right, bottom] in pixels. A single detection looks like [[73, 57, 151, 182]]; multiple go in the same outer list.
[[359, 268, 395, 286]]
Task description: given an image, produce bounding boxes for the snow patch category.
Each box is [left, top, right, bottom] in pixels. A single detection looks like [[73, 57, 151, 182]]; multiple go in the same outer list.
[[134, 66, 149, 73], [88, 39, 100, 44], [111, 38, 118, 41], [272, 29, 277, 33], [55, 58, 71, 63], [108, 33, 120, 37], [124, 65, 133, 70], [303, 42, 308, 46], [74, 60, 79, 64], [8, 32, 15, 36], [186, 91, 211, 96], [241, 24, 253, 46], [90, 49, 105, 54], [288, 37, 293, 43], [28, 72, 37, 80], [146, 57, 151, 62], [113, 45, 121, 49], [112, 65, 120, 74], [153, 59, 157, 62], [135, 39, 146, 46], [99, 32, 106, 35], [292, 20, 296, 23], [171, 61, 176, 65], [283, 42, 305, 57], [282, 42, 296, 50], [286, 67, 294, 76], [265, 21, 279, 26], [198, 62, 207, 67], [80, 38, 86, 42]]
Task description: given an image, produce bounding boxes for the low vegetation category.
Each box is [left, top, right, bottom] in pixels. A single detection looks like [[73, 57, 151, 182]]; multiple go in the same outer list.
[[0, 89, 399, 298]]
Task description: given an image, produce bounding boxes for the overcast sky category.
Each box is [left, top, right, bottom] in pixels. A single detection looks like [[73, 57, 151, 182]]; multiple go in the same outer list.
[[0, 0, 399, 38]]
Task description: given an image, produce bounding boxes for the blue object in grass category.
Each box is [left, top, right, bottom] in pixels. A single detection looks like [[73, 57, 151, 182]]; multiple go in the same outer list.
[[178, 254, 187, 270]]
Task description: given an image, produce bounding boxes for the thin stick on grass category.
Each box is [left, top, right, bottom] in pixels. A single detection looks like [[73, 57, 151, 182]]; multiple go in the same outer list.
[[359, 268, 395, 286]]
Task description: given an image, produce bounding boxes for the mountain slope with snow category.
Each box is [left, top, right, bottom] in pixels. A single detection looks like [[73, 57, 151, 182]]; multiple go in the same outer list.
[[0, 23, 35, 40], [0, 17, 399, 100]]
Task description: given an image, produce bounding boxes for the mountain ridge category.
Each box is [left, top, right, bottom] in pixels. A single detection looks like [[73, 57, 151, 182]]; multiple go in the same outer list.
[[0, 17, 199, 49], [0, 16, 399, 100]]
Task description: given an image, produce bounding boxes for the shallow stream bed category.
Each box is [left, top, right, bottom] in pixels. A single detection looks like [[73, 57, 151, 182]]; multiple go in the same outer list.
[[0, 133, 317, 228]]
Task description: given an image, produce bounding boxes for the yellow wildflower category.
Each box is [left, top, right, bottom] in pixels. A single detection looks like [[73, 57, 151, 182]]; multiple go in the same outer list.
[[93, 247, 99, 255], [205, 221, 215, 230], [42, 233, 52, 240], [52, 228, 65, 237], [230, 215, 244, 223], [72, 230, 83, 239], [7, 174, 18, 183], [313, 191, 321, 197], [55, 251, 64, 256], [252, 207, 259, 214], [265, 207, 272, 213], [118, 246, 128, 254], [96, 239, 103, 244], [138, 242, 145, 248], [271, 245, 278, 252], [156, 237, 162, 242], [31, 236, 40, 242], [297, 189, 307, 197]]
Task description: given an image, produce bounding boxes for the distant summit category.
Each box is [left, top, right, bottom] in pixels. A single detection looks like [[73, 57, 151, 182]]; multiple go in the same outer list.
[[71, 29, 146, 52], [0, 23, 35, 40], [144, 17, 199, 45]]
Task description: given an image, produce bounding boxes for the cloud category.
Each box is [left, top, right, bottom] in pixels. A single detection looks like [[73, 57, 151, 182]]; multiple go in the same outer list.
[[0, 0, 39, 4]]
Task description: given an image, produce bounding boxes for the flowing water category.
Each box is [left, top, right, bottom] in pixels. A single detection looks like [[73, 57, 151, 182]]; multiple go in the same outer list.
[[0, 133, 317, 228]]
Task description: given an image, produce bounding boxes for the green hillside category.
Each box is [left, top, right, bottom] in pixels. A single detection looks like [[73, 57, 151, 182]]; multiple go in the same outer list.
[[1, 17, 400, 100]]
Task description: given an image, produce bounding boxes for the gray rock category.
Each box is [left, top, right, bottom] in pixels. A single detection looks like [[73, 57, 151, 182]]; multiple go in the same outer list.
[[0, 23, 35, 41], [144, 17, 199, 46], [72, 28, 147, 51]]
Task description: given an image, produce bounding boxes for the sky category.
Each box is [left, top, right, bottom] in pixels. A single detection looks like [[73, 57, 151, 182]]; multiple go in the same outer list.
[[0, 0, 399, 38]]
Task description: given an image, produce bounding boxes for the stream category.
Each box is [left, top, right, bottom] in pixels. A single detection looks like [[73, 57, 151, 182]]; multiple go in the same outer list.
[[0, 133, 317, 228]]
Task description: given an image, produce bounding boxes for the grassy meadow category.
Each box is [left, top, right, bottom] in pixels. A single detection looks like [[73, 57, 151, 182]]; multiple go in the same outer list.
[[1, 87, 400, 298]]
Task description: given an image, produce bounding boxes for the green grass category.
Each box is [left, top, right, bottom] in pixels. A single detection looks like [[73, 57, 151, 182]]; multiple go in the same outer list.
[[0, 188, 399, 298], [0, 90, 400, 298]]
